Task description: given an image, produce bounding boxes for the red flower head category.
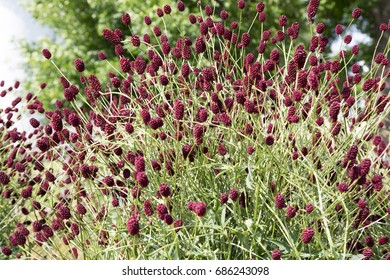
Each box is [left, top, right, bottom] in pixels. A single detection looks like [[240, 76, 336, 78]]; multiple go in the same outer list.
[[122, 13, 131, 25], [177, 1, 185, 12], [271, 249, 281, 260], [157, 203, 168, 220], [126, 217, 140, 235], [102, 29, 121, 45], [352, 8, 362, 19], [74, 58, 85, 72], [301, 227, 315, 244], [173, 219, 183, 232], [143, 200, 154, 216], [274, 193, 286, 209], [42, 48, 51, 59], [159, 183, 171, 197]]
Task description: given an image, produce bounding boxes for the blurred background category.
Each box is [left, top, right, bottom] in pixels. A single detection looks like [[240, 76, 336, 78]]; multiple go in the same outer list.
[[0, 0, 389, 110]]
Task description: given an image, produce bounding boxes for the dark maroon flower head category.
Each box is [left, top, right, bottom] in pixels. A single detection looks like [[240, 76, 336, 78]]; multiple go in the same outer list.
[[72, 247, 78, 259], [362, 248, 373, 259], [274, 193, 286, 209], [329, 101, 340, 122], [42, 48, 51, 59], [174, 100, 184, 120], [0, 171, 10, 185], [122, 13, 131, 25], [357, 199, 366, 209], [265, 135, 275, 146], [71, 223, 80, 236], [364, 235, 375, 247], [102, 175, 115, 187], [293, 45, 307, 69], [68, 113, 81, 127], [164, 214, 173, 225], [142, 16, 152, 26], [17, 225, 30, 237], [229, 188, 239, 201], [194, 36, 206, 54], [88, 74, 102, 94], [187, 14, 196, 24], [359, 159, 371, 176], [21, 186, 33, 199], [136, 171, 149, 187], [204, 5, 212, 16], [51, 112, 63, 132], [149, 117, 163, 130], [120, 57, 131, 73], [140, 108, 151, 124], [286, 205, 297, 218], [131, 35, 140, 47], [301, 227, 315, 244], [156, 8, 164, 17], [51, 219, 63, 231], [256, 2, 265, 13], [1, 246, 12, 256], [241, 33, 251, 47], [337, 182, 349, 192], [57, 205, 71, 220], [307, 0, 320, 22], [159, 75, 169, 86], [218, 144, 227, 156], [74, 58, 85, 72], [177, 1, 185, 12], [163, 4, 171, 14], [29, 118, 40, 128], [335, 24, 343, 35], [220, 193, 228, 204], [41, 225, 53, 239], [316, 22, 325, 34], [258, 11, 266, 22], [350, 46, 359, 57], [220, 10, 229, 20], [157, 203, 168, 220], [76, 203, 87, 215], [98, 51, 107, 60], [247, 146, 255, 155], [36, 136, 50, 152], [126, 217, 140, 235], [134, 156, 145, 172], [279, 15, 287, 27], [380, 23, 388, 31], [102, 29, 121, 45], [352, 8, 361, 19], [64, 84, 79, 101], [143, 200, 154, 216], [271, 249, 281, 260], [371, 174, 383, 191], [173, 219, 183, 232], [13, 231, 27, 246], [124, 122, 134, 134], [192, 202, 207, 217], [305, 204, 314, 214], [159, 183, 171, 197], [378, 236, 389, 245], [238, 0, 245, 9]]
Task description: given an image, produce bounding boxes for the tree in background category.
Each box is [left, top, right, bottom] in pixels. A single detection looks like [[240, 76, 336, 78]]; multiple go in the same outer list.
[[19, 0, 389, 109]]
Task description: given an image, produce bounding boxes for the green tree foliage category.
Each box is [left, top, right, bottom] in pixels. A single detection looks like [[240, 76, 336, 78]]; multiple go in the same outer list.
[[19, 0, 388, 109]]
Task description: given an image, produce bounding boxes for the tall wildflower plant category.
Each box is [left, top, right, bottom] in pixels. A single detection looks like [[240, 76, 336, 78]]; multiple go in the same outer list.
[[0, 0, 389, 260]]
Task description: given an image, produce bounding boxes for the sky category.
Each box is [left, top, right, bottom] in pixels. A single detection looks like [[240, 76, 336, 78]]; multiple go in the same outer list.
[[0, 0, 51, 87]]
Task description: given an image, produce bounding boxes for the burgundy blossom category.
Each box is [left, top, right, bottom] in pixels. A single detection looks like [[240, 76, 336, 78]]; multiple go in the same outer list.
[[301, 228, 315, 244]]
